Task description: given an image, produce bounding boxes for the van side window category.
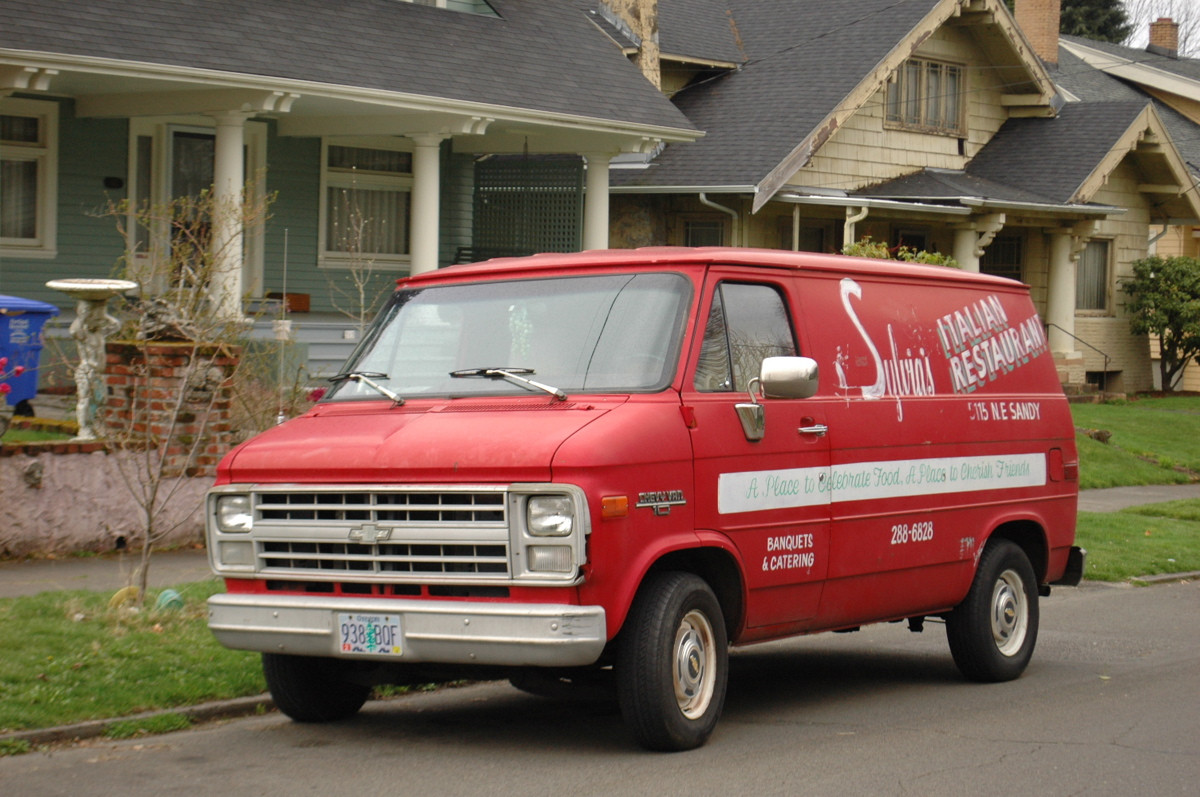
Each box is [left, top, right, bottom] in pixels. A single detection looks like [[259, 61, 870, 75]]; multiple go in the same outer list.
[[694, 283, 797, 392]]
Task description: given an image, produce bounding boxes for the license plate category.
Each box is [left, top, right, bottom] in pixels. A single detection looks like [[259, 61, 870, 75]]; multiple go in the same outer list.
[[338, 613, 402, 656]]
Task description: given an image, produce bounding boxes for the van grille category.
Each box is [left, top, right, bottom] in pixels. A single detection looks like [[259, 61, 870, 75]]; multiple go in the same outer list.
[[249, 487, 510, 580], [257, 490, 505, 524], [259, 541, 509, 575]]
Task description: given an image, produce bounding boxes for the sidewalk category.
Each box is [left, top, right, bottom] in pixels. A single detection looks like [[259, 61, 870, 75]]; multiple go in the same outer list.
[[2, 484, 1199, 600], [1076, 483, 1200, 512], [0, 548, 214, 599]]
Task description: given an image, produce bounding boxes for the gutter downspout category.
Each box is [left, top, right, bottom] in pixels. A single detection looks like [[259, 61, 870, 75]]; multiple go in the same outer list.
[[1148, 223, 1169, 254], [699, 193, 740, 247], [844, 206, 868, 248]]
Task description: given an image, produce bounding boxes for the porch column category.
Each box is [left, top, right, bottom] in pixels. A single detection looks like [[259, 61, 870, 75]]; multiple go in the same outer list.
[[583, 153, 612, 250], [952, 213, 1005, 273], [953, 228, 981, 272], [1045, 229, 1076, 355], [210, 111, 251, 320], [409, 134, 447, 275]]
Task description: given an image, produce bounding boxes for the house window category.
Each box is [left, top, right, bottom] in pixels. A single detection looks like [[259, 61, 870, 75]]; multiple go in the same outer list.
[[893, 228, 929, 252], [321, 142, 413, 270], [1, 98, 58, 257], [886, 59, 963, 135], [981, 235, 1023, 282], [1076, 240, 1110, 312], [683, 218, 725, 247]]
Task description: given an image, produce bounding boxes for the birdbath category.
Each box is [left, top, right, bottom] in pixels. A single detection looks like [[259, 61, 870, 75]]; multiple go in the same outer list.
[[46, 278, 138, 441]]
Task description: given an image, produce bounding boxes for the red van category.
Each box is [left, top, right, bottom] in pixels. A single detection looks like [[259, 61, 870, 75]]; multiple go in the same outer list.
[[206, 248, 1082, 751]]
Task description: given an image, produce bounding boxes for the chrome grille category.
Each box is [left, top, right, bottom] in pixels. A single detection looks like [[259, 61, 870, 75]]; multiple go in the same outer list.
[[250, 487, 510, 580], [260, 541, 508, 575], [257, 490, 505, 523]]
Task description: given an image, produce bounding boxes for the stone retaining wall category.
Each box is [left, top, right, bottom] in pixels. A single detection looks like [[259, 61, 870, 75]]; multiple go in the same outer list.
[[0, 442, 208, 558]]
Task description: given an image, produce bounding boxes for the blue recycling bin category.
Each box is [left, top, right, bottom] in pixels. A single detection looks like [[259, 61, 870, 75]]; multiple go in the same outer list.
[[0, 294, 61, 409]]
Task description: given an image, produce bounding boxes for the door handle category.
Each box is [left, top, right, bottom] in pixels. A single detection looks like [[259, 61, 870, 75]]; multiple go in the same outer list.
[[798, 423, 828, 437]]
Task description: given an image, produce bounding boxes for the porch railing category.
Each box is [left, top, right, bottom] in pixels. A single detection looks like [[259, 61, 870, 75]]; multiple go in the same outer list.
[[1045, 322, 1112, 398]]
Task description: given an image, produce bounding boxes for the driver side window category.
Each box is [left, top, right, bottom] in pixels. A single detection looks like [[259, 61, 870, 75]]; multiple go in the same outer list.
[[694, 283, 796, 392]]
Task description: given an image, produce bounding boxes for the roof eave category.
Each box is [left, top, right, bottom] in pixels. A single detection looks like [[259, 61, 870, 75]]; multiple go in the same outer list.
[[1, 47, 700, 144], [609, 184, 757, 194], [960, 197, 1121, 216], [1061, 39, 1200, 101], [774, 192, 973, 215]]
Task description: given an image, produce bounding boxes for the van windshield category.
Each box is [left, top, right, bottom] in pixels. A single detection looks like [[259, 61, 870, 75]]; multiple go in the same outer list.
[[326, 272, 692, 401]]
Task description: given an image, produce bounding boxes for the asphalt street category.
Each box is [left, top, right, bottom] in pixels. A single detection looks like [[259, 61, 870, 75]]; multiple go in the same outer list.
[[2, 578, 1197, 796]]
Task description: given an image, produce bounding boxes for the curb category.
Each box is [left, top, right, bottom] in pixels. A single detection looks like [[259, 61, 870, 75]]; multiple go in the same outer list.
[[0, 694, 275, 750], [1130, 570, 1200, 585]]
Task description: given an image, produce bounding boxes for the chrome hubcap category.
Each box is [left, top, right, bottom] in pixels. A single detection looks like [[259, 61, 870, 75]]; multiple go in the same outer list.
[[674, 609, 716, 719], [990, 568, 1027, 656]]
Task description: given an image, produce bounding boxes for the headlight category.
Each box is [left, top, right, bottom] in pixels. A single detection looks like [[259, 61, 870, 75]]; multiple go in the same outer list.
[[216, 494, 253, 532], [527, 495, 574, 537]]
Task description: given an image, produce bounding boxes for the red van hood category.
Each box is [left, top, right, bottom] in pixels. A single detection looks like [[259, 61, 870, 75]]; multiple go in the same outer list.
[[219, 398, 621, 484]]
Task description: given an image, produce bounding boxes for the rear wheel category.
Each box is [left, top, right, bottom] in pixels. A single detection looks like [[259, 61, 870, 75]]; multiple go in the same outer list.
[[262, 653, 371, 722], [946, 540, 1039, 682], [617, 572, 728, 751]]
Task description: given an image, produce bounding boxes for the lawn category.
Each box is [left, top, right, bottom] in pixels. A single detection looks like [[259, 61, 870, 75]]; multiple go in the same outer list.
[[0, 580, 264, 735], [1072, 396, 1200, 488], [1076, 500, 1200, 581]]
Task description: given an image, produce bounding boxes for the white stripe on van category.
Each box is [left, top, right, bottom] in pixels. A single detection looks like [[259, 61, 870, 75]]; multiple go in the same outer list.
[[717, 453, 1046, 514]]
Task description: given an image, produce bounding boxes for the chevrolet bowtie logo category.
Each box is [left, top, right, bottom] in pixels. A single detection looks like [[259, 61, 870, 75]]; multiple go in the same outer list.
[[348, 523, 393, 543]]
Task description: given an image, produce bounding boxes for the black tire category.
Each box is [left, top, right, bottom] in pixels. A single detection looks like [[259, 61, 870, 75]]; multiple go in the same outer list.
[[946, 539, 1039, 682], [262, 653, 371, 722], [617, 572, 728, 751]]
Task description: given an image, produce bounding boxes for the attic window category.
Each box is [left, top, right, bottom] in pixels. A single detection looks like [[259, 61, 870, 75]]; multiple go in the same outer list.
[[886, 59, 963, 135]]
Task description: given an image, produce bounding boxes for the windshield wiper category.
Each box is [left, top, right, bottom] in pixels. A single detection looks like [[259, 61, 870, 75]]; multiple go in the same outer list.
[[328, 371, 405, 406], [449, 367, 567, 401]]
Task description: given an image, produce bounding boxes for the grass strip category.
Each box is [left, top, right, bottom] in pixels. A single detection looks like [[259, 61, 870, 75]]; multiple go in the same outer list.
[[1075, 502, 1200, 581], [0, 580, 265, 734], [104, 712, 193, 740]]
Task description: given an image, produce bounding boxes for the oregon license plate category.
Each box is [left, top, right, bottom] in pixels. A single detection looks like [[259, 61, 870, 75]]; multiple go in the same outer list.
[[338, 613, 402, 656]]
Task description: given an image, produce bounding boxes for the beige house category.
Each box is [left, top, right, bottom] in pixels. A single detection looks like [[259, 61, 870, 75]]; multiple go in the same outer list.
[[604, 0, 1200, 394], [1061, 23, 1200, 390]]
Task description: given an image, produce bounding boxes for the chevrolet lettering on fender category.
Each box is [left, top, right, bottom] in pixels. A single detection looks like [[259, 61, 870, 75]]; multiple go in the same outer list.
[[636, 490, 687, 515], [205, 248, 1082, 751]]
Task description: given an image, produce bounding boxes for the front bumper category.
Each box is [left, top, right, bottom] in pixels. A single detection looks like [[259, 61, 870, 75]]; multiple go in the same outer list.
[[208, 593, 607, 667]]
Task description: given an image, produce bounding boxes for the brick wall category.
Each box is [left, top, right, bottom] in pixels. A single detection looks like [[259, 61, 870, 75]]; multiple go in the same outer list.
[[1015, 0, 1061, 65], [103, 342, 240, 477]]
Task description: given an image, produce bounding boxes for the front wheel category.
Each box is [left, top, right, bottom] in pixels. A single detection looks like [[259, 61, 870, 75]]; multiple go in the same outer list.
[[946, 540, 1039, 682], [617, 572, 728, 751], [262, 653, 371, 722]]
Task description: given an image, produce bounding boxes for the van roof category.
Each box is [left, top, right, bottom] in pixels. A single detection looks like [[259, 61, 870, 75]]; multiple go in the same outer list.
[[401, 247, 1025, 290]]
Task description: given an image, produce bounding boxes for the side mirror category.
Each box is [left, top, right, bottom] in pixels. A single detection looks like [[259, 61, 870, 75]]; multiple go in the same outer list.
[[735, 357, 819, 442], [759, 356, 819, 399]]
